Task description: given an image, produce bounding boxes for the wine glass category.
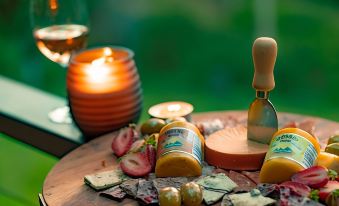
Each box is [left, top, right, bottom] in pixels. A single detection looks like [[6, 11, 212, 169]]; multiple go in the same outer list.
[[30, 0, 89, 124]]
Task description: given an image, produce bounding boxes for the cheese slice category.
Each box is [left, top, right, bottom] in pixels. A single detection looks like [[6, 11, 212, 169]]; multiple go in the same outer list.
[[84, 169, 129, 190], [225, 191, 276, 206], [196, 173, 237, 192], [203, 189, 225, 205]]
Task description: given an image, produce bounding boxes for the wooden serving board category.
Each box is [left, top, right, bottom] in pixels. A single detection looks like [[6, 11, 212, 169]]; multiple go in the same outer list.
[[43, 111, 339, 206]]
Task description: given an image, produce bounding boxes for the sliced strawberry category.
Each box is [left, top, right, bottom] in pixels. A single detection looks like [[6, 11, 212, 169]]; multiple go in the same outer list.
[[129, 139, 145, 153], [110, 133, 118, 152], [145, 144, 156, 170], [325, 189, 339, 206], [120, 152, 152, 177], [112, 127, 135, 157], [291, 166, 329, 189], [319, 181, 339, 201], [280, 181, 311, 197], [132, 127, 140, 140]]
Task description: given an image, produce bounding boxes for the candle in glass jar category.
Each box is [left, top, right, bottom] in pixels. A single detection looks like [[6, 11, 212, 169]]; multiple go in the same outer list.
[[67, 46, 143, 138], [148, 101, 194, 121], [68, 47, 136, 94]]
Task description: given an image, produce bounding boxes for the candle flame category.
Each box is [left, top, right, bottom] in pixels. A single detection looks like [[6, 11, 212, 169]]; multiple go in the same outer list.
[[91, 57, 106, 67], [167, 104, 182, 112], [86, 66, 110, 84], [104, 47, 113, 56], [91, 48, 114, 63], [87, 57, 111, 83], [91, 48, 114, 65]]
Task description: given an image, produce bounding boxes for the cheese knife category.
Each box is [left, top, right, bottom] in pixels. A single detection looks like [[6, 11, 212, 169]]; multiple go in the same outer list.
[[247, 37, 278, 144]]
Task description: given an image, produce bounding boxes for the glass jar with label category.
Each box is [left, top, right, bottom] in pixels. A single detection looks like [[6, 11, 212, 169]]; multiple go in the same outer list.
[[259, 128, 321, 183], [155, 121, 204, 177]]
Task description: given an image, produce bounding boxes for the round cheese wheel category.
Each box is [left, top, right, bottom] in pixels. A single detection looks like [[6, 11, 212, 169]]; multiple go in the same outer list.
[[205, 126, 268, 170]]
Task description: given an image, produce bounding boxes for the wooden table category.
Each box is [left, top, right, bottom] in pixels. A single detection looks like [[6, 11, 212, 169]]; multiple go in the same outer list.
[[42, 111, 339, 206]]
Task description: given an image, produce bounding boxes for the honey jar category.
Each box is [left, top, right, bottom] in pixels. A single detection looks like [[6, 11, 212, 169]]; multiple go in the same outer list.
[[259, 128, 321, 183], [155, 121, 204, 177]]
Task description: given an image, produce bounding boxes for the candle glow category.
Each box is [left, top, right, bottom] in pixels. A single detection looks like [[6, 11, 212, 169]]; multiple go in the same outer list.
[[84, 47, 115, 84], [68, 47, 136, 93], [67, 46, 142, 137]]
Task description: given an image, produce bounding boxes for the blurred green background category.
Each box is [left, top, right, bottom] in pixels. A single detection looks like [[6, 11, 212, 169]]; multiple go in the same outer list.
[[1, 0, 339, 205]]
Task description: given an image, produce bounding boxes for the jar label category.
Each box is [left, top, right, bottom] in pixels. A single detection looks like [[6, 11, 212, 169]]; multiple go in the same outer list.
[[264, 133, 318, 168], [157, 127, 202, 165]]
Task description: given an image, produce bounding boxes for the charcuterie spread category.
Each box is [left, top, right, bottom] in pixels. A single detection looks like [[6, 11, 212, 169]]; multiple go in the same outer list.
[[80, 37, 339, 206], [83, 118, 339, 206]]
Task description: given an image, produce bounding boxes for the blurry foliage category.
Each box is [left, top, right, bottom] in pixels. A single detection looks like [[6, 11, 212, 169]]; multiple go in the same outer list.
[[1, 0, 339, 205], [0, 134, 57, 206]]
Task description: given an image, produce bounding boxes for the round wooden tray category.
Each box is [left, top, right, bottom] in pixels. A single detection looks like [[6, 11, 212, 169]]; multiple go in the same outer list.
[[43, 111, 339, 206]]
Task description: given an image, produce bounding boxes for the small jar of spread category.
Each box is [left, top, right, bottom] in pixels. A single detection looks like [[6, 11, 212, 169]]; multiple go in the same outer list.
[[259, 128, 320, 183], [155, 121, 204, 177]]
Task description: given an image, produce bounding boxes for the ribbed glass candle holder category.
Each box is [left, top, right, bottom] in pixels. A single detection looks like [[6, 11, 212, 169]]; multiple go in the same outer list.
[[67, 46, 142, 138]]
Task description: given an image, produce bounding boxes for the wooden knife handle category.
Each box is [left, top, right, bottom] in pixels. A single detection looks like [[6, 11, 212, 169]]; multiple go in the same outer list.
[[252, 37, 277, 91]]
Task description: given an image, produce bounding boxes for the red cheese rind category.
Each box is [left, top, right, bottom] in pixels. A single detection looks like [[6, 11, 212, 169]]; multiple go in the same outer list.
[[205, 126, 268, 170]]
